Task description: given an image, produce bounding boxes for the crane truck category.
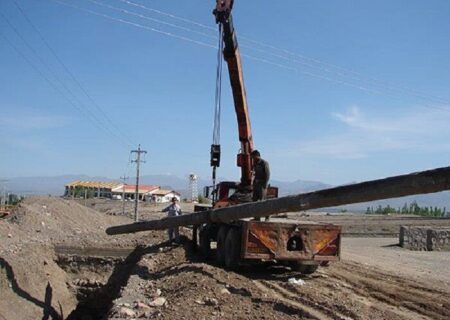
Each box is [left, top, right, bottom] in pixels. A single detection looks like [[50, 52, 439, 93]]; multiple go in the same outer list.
[[193, 0, 340, 272]]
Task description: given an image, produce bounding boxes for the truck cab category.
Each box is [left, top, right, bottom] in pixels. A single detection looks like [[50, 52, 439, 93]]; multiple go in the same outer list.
[[203, 182, 279, 209]]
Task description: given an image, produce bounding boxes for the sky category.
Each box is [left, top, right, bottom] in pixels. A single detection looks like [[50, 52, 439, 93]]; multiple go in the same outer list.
[[1, 0, 450, 185]]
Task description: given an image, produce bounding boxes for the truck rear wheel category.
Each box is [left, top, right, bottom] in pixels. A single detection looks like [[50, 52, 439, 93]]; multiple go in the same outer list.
[[224, 228, 241, 270], [216, 225, 229, 265], [199, 226, 211, 259], [290, 262, 319, 274]]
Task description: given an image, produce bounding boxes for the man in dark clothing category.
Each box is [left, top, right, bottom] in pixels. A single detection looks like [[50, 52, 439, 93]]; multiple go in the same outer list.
[[251, 150, 270, 202]]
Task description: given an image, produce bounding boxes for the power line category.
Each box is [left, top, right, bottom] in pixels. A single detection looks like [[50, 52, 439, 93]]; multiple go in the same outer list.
[[50, 0, 216, 49], [88, 0, 217, 41], [117, 0, 216, 32], [0, 10, 132, 148], [239, 36, 450, 107], [12, 0, 135, 147], [0, 30, 110, 136], [100, 0, 385, 97], [50, 0, 378, 93], [50, 0, 450, 112], [117, 0, 450, 107]]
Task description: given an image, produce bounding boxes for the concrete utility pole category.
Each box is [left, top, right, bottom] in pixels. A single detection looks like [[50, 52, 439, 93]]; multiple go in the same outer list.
[[107, 165, 450, 235], [131, 145, 147, 222], [120, 175, 129, 216]]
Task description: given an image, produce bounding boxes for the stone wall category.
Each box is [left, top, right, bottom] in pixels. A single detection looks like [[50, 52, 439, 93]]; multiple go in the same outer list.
[[399, 226, 450, 251]]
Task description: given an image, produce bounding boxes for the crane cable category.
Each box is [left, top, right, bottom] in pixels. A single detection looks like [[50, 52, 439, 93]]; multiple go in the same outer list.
[[211, 23, 223, 190], [213, 23, 223, 146]]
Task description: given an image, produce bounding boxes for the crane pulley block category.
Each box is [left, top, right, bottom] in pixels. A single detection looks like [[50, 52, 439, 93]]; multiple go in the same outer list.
[[210, 144, 221, 167]]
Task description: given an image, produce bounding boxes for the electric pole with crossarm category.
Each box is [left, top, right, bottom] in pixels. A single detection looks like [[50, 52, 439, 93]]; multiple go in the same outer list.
[[131, 145, 147, 222]]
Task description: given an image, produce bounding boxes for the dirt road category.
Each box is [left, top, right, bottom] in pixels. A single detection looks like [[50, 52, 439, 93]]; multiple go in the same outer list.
[[342, 237, 450, 291]]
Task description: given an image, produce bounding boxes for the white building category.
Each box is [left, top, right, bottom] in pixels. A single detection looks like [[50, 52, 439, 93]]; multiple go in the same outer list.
[[146, 189, 181, 203], [111, 184, 159, 201]]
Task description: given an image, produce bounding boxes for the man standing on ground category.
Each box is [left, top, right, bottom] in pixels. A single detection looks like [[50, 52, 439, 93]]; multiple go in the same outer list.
[[162, 197, 182, 243]]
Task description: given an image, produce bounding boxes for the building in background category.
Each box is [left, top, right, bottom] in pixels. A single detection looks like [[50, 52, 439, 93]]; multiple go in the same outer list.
[[146, 189, 181, 203], [111, 184, 159, 201], [64, 181, 181, 202], [64, 181, 122, 198]]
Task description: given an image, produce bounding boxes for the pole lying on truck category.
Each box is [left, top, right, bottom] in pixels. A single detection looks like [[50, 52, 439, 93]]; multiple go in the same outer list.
[[108, 166, 450, 274], [107, 165, 450, 235]]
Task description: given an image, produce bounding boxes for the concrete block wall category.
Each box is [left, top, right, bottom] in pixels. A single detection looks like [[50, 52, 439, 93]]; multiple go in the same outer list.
[[428, 228, 450, 251], [400, 226, 450, 251]]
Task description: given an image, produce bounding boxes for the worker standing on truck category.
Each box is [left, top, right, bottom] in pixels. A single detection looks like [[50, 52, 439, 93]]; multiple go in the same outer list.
[[162, 197, 182, 243], [252, 150, 270, 201]]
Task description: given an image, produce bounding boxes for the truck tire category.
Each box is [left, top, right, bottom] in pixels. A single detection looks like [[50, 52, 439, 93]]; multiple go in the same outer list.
[[199, 226, 211, 259], [216, 225, 229, 266], [224, 228, 241, 270], [290, 262, 318, 274]]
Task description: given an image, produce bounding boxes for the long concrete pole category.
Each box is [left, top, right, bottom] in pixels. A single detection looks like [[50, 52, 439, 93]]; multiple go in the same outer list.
[[106, 165, 450, 235]]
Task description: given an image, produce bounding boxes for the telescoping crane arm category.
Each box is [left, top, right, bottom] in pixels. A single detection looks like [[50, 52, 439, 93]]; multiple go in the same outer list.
[[214, 0, 254, 190]]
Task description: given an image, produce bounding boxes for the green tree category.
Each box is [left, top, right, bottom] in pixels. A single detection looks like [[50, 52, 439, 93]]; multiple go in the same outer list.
[[197, 195, 210, 204]]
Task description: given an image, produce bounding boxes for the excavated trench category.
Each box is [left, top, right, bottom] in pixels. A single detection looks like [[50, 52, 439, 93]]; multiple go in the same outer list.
[[54, 246, 144, 320]]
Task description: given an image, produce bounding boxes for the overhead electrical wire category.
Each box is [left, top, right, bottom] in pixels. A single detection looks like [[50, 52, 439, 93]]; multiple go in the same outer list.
[[98, 0, 383, 95], [50, 0, 387, 95], [11, 0, 135, 147], [0, 10, 132, 148], [0, 30, 111, 138], [50, 0, 216, 49], [116, 0, 450, 107], [213, 24, 223, 146], [239, 36, 450, 107], [87, 0, 217, 42], [117, 0, 216, 32], [51, 0, 450, 112]]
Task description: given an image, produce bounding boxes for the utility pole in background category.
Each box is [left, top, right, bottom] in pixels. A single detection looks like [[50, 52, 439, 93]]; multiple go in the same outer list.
[[131, 145, 147, 222], [120, 175, 129, 216]]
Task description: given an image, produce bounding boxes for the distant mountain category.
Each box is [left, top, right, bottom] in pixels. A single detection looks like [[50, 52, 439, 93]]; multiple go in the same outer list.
[[1, 174, 211, 198], [1, 175, 115, 196], [139, 174, 211, 199], [271, 179, 331, 196], [2, 174, 449, 210], [140, 174, 209, 191], [332, 191, 450, 213]]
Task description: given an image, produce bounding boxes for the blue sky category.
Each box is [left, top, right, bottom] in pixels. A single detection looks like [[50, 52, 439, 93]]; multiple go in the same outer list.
[[1, 0, 450, 185]]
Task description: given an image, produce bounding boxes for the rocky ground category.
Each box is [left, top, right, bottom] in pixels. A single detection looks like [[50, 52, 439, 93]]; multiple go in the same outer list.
[[1, 197, 449, 320]]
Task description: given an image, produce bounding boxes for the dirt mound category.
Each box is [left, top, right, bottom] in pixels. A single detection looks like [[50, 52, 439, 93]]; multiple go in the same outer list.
[[2, 196, 145, 247], [0, 197, 153, 320], [108, 241, 305, 320]]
